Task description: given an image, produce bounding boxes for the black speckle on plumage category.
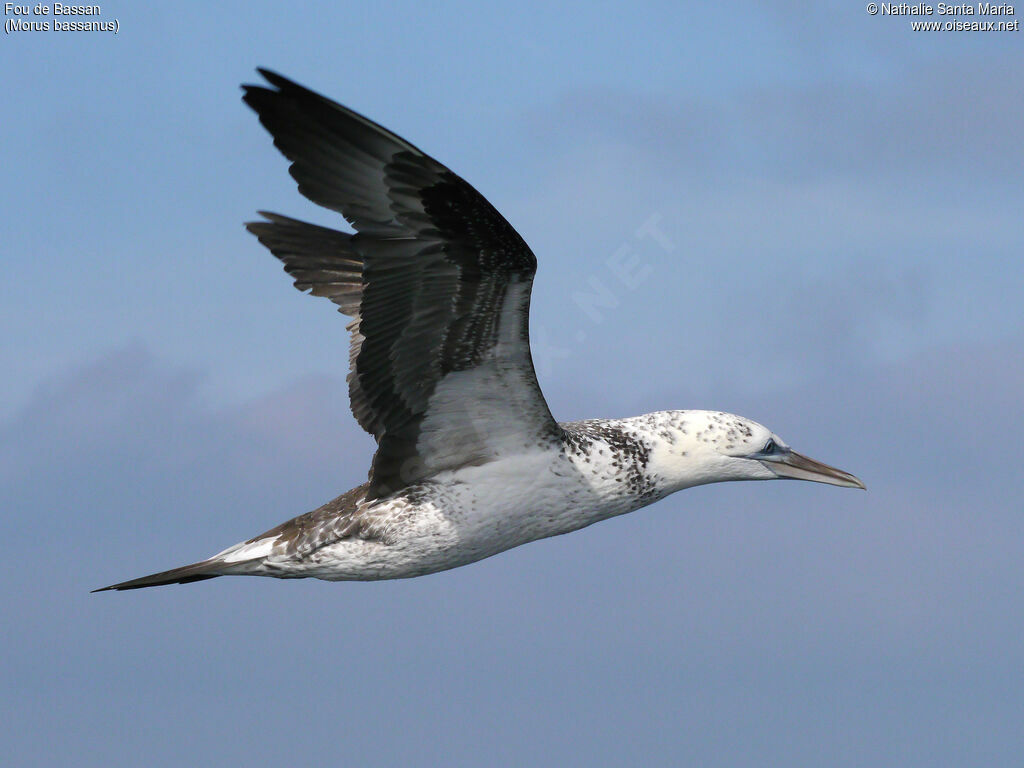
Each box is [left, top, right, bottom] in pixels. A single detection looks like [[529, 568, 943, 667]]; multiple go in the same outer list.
[[561, 420, 657, 501]]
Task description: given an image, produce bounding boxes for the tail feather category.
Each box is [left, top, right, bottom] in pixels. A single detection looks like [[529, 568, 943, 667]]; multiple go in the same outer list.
[[93, 560, 224, 592]]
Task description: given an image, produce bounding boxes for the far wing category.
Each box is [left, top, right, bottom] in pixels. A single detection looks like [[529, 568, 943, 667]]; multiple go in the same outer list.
[[244, 70, 559, 498]]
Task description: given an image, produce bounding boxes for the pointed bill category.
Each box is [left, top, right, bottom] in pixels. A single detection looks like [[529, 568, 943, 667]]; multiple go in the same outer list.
[[762, 451, 866, 489]]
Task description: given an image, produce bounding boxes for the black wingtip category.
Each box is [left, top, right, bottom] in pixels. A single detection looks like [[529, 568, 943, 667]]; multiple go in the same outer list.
[[243, 210, 283, 229], [240, 68, 284, 101], [246, 68, 300, 94], [255, 66, 282, 82]]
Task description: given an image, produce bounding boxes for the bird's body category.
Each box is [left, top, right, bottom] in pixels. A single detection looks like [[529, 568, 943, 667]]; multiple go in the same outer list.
[[96, 71, 863, 592], [196, 412, 740, 582]]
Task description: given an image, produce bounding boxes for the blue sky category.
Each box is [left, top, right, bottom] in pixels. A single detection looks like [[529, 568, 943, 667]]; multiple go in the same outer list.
[[3, 2, 1022, 765]]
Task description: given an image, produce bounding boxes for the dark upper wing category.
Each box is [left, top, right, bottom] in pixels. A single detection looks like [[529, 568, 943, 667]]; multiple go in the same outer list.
[[243, 69, 559, 498]]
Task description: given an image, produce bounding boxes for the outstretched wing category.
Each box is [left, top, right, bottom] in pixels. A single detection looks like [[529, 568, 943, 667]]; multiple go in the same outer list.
[[243, 70, 559, 498]]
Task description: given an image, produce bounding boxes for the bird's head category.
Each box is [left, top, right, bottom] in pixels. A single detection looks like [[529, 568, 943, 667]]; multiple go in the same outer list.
[[647, 410, 865, 492]]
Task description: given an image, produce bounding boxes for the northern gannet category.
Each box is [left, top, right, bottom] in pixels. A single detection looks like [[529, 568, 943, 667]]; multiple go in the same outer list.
[[96, 70, 864, 592]]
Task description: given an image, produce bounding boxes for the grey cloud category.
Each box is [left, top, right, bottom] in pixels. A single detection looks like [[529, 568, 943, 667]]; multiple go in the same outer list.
[[2, 344, 368, 556]]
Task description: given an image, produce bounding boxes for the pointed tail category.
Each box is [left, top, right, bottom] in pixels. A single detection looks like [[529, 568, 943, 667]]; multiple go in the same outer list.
[[93, 559, 224, 592]]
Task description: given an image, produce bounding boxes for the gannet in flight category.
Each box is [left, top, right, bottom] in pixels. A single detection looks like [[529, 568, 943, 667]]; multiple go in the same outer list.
[[96, 70, 863, 592]]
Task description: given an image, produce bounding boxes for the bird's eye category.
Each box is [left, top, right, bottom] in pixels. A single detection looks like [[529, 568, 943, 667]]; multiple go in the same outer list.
[[762, 439, 777, 455]]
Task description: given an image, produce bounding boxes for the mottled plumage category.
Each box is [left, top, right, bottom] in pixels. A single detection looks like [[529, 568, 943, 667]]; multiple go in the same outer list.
[[95, 71, 863, 592]]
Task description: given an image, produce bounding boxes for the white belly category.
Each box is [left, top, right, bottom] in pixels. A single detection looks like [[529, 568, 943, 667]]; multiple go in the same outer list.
[[257, 447, 636, 581], [243, 433, 660, 582]]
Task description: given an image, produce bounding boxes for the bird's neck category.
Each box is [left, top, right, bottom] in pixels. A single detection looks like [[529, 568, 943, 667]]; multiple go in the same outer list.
[[565, 409, 741, 505], [559, 411, 714, 513]]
